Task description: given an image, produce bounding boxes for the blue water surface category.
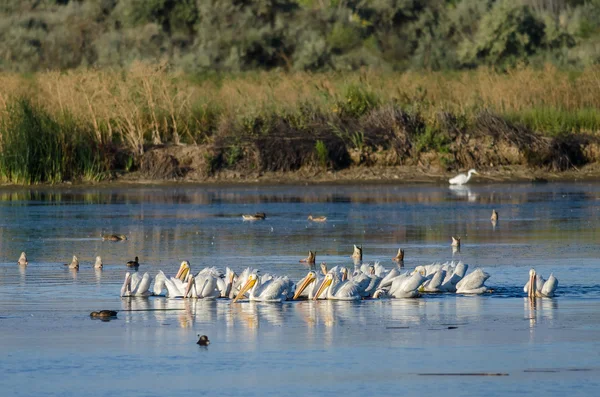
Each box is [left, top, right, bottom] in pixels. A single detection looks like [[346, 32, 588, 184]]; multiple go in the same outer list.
[[0, 183, 599, 396]]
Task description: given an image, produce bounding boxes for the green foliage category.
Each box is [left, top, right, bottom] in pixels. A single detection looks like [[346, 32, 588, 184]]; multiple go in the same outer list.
[[1, 0, 600, 72], [225, 144, 243, 167], [415, 125, 451, 153], [339, 85, 379, 118], [0, 99, 108, 184], [314, 139, 329, 168], [504, 107, 600, 136]]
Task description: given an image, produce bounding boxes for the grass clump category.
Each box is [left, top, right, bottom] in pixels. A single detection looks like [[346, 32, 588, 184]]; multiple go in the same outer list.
[[315, 140, 329, 168], [0, 99, 108, 184]]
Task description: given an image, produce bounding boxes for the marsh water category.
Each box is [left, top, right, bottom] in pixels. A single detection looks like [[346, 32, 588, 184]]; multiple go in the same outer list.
[[0, 183, 599, 396]]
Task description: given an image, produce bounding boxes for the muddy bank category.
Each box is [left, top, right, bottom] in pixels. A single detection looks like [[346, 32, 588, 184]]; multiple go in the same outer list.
[[115, 144, 600, 185]]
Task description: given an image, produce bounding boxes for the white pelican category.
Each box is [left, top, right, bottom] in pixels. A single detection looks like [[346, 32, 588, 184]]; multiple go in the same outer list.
[[216, 267, 236, 298], [184, 274, 220, 299], [232, 273, 291, 303], [374, 271, 425, 299], [415, 263, 443, 277], [230, 267, 256, 299], [449, 169, 479, 185], [295, 265, 341, 300], [421, 269, 447, 292], [94, 256, 103, 269], [379, 267, 402, 289], [525, 269, 558, 298], [313, 272, 361, 301], [344, 267, 372, 297], [121, 272, 152, 297], [456, 268, 490, 294], [293, 270, 321, 300], [18, 252, 27, 266], [440, 261, 468, 292], [152, 261, 191, 296]]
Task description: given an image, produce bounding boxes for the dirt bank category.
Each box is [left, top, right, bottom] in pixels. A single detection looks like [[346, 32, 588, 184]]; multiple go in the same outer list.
[[111, 144, 600, 186]]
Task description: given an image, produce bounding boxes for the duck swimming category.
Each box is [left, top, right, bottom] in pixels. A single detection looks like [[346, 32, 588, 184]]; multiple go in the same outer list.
[[299, 250, 316, 264], [451, 236, 461, 248], [242, 212, 266, 221], [90, 310, 118, 318], [491, 210, 498, 222], [197, 334, 210, 346], [102, 234, 127, 241], [18, 252, 28, 266], [307, 215, 327, 222], [94, 256, 103, 269], [126, 256, 139, 267], [392, 248, 404, 262], [351, 245, 363, 262], [64, 255, 79, 270]]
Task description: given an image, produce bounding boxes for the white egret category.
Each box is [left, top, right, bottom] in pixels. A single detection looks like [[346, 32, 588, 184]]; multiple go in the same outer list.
[[449, 169, 479, 185]]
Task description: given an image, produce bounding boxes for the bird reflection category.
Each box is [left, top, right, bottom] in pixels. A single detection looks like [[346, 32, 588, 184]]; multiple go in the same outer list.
[[19, 265, 26, 286], [230, 301, 259, 331], [525, 297, 558, 330], [448, 185, 478, 202], [94, 268, 102, 284], [178, 299, 195, 328]]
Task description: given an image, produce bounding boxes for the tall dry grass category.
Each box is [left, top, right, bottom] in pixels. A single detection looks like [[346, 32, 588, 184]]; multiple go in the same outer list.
[[1, 64, 599, 142], [1, 63, 600, 182]]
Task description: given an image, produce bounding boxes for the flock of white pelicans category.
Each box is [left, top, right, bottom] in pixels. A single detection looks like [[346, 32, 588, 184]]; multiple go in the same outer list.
[[120, 258, 558, 302]]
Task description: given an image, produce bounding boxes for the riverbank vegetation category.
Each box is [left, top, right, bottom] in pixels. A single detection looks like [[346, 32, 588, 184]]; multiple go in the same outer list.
[[1, 64, 599, 183]]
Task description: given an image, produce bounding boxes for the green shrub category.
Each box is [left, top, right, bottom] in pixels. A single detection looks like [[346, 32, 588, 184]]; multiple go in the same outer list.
[[339, 85, 379, 118], [315, 139, 328, 168], [0, 99, 108, 184]]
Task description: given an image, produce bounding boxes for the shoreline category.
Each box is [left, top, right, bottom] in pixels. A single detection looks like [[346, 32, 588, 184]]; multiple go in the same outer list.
[[2, 163, 600, 189]]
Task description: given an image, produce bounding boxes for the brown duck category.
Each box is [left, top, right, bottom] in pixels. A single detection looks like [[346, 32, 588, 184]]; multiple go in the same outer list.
[[18, 252, 28, 266], [102, 234, 127, 241], [299, 250, 316, 264], [393, 248, 404, 262], [90, 310, 118, 318]]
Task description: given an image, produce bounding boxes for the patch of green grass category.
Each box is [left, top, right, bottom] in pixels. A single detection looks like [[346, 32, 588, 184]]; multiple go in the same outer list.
[[0, 99, 109, 184], [415, 125, 451, 153], [339, 84, 379, 118], [315, 140, 328, 168], [225, 144, 243, 167], [504, 107, 600, 136]]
